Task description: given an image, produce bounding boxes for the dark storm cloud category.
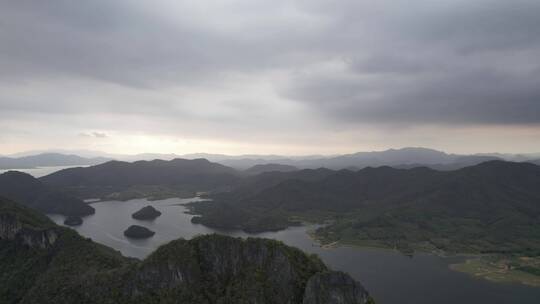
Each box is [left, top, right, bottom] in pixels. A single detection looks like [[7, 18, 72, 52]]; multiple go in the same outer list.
[[1, 0, 539, 135], [0, 1, 228, 86], [0, 0, 323, 87], [405, 1, 540, 52], [285, 65, 540, 125], [282, 0, 540, 125]]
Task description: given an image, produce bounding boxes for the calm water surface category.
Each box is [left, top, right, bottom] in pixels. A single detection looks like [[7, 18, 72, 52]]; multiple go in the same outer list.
[[48, 197, 540, 304], [0, 165, 87, 177]]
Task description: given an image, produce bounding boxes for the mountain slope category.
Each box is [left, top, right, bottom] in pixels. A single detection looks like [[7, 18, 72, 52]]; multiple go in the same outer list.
[[40, 158, 242, 200], [191, 161, 540, 254], [244, 163, 299, 175], [0, 171, 94, 216], [0, 197, 372, 304]]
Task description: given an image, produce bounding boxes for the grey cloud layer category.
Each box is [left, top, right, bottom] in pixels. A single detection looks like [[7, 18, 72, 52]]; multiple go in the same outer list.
[[0, 0, 325, 86], [1, 0, 539, 139], [282, 0, 540, 125]]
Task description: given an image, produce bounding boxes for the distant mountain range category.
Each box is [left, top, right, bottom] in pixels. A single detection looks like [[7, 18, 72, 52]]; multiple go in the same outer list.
[[6, 147, 540, 171], [244, 163, 299, 175], [170, 148, 540, 170], [200, 147, 540, 170], [256, 147, 495, 170], [0, 153, 110, 169]]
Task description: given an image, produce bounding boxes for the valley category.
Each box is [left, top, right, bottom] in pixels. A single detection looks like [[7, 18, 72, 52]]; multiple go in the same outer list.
[[45, 196, 540, 304], [2, 154, 540, 303]]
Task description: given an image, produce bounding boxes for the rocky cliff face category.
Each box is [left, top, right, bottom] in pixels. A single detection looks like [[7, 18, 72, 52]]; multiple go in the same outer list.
[[0, 213, 58, 249], [303, 271, 371, 304], [127, 236, 330, 303], [56, 235, 372, 304], [0, 213, 21, 240], [1, 197, 372, 304]]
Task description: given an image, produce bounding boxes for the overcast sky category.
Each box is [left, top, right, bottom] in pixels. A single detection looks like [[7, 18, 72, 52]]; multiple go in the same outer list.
[[1, 0, 540, 155]]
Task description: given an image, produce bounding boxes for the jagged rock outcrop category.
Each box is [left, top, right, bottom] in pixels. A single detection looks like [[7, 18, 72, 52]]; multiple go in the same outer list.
[[0, 212, 58, 249], [0, 213, 22, 240], [303, 271, 371, 304], [127, 236, 328, 303], [1, 197, 372, 304]]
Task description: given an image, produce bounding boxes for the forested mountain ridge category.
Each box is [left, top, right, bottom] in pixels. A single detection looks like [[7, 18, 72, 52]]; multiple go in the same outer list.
[[40, 158, 242, 200], [244, 163, 299, 175], [0, 171, 94, 216], [190, 161, 540, 254]]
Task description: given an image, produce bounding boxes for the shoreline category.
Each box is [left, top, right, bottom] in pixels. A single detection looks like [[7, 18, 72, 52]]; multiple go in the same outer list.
[[80, 197, 540, 289], [305, 228, 540, 288]]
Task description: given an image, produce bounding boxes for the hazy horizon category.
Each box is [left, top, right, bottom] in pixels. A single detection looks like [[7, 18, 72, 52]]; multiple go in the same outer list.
[[3, 146, 540, 160], [2, 1, 540, 156]]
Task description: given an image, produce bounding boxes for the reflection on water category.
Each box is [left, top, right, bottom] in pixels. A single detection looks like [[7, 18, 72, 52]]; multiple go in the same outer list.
[[48, 197, 540, 304]]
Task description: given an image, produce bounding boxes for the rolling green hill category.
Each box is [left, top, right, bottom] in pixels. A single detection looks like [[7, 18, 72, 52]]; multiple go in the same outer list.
[[40, 158, 242, 200], [190, 161, 540, 255], [0, 171, 94, 216]]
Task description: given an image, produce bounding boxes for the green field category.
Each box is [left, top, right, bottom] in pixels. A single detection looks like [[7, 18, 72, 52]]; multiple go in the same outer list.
[[450, 257, 540, 287]]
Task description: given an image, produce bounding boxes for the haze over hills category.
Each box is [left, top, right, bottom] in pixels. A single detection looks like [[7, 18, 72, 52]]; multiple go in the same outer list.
[[269, 147, 499, 170], [189, 148, 539, 171], [0, 197, 371, 304], [0, 153, 111, 169], [158, 147, 517, 170], [7, 147, 540, 172], [244, 163, 299, 175]]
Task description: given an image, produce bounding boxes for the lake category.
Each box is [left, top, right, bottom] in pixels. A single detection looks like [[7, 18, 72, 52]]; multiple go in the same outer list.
[[0, 165, 87, 177], [47, 197, 540, 304]]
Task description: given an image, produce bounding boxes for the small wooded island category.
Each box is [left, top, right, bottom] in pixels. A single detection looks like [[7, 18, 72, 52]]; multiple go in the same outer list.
[[123, 225, 155, 239], [132, 205, 162, 220], [63, 216, 83, 226]]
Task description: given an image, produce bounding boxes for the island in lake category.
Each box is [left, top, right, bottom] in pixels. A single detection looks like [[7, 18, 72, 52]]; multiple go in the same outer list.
[[124, 225, 156, 239], [132, 205, 162, 220]]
